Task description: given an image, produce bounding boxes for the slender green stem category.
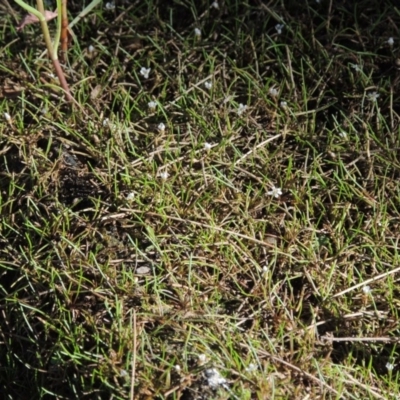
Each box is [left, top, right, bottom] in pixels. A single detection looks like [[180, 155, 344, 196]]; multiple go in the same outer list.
[[35, 0, 57, 60], [68, 0, 102, 29], [53, 0, 62, 55]]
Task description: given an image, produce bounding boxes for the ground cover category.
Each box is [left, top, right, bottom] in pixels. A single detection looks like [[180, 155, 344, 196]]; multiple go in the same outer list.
[[1, 0, 400, 398]]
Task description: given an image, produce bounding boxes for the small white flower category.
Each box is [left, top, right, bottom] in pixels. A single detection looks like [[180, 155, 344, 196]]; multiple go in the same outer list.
[[204, 368, 227, 389], [174, 365, 181, 372], [280, 101, 287, 108], [339, 131, 347, 138], [158, 170, 169, 180], [88, 45, 95, 53], [198, 354, 207, 364], [245, 363, 257, 372], [350, 63, 362, 72], [362, 285, 371, 294], [4, 112, 11, 121], [204, 81, 213, 90], [237, 103, 248, 116], [269, 87, 279, 97], [157, 122, 166, 132], [105, 2, 115, 10], [388, 37, 394, 47], [120, 369, 128, 377], [140, 67, 151, 79], [211, 1, 219, 9], [367, 91, 379, 102], [275, 23, 284, 35], [148, 101, 157, 110], [267, 186, 282, 198], [126, 192, 135, 201], [194, 28, 201, 37], [102, 118, 109, 126], [386, 362, 395, 371], [47, 73, 56, 79], [204, 142, 212, 150]]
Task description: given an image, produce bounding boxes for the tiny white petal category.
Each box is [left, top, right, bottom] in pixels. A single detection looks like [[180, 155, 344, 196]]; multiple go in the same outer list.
[[237, 103, 248, 116], [198, 354, 207, 364], [362, 285, 371, 294], [158, 170, 169, 180], [245, 363, 257, 372], [158, 122, 166, 132], [126, 192, 135, 201], [88, 45, 95, 53], [194, 28, 201, 37], [275, 23, 284, 34], [174, 365, 181, 372], [102, 118, 109, 126], [148, 101, 157, 109], [105, 2, 115, 10], [388, 37, 394, 46], [140, 67, 151, 79], [267, 186, 283, 198], [4, 112, 11, 121], [204, 81, 213, 90], [350, 63, 361, 72], [205, 368, 227, 389], [204, 142, 212, 150], [269, 87, 279, 97], [211, 1, 219, 9], [120, 369, 128, 377], [339, 131, 347, 138], [386, 362, 395, 371], [367, 92, 379, 102]]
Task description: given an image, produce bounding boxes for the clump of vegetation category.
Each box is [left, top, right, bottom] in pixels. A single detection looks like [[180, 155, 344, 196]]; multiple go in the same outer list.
[[1, 0, 400, 399]]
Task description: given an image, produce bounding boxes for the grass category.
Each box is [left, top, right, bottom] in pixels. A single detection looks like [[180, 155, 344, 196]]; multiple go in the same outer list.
[[1, 0, 400, 398]]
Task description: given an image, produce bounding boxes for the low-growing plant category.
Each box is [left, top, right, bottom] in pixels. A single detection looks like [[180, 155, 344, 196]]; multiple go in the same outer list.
[[14, 0, 74, 102]]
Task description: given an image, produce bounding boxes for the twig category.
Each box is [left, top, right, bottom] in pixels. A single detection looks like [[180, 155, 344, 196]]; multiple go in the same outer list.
[[321, 336, 400, 343], [239, 343, 341, 397], [234, 134, 281, 165], [60, 0, 68, 62], [341, 371, 387, 400], [332, 264, 400, 298]]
